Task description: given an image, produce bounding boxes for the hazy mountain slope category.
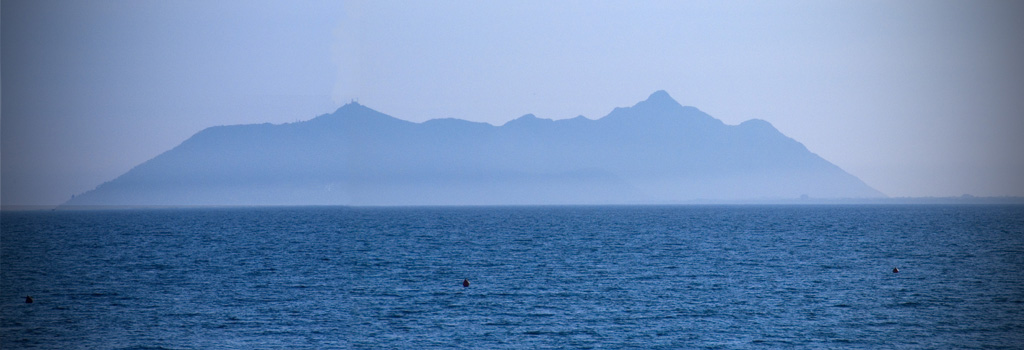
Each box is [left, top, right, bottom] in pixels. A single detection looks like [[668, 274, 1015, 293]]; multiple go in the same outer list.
[[65, 91, 884, 206]]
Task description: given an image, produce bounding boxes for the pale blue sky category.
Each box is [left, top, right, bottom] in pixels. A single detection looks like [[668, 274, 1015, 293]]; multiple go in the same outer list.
[[3, 0, 1023, 206]]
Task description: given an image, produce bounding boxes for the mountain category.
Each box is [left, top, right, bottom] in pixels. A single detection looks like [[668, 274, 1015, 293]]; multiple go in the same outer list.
[[64, 91, 884, 206]]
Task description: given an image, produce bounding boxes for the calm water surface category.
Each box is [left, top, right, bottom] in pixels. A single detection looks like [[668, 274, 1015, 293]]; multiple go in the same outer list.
[[2, 205, 1023, 349]]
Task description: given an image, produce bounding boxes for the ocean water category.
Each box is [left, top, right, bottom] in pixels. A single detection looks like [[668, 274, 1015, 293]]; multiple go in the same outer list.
[[2, 205, 1023, 349]]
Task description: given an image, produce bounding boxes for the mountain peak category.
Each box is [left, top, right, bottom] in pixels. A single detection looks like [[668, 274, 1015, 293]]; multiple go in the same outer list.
[[646, 90, 674, 103], [336, 101, 368, 113], [601, 90, 690, 123], [503, 113, 553, 127], [633, 90, 683, 111]]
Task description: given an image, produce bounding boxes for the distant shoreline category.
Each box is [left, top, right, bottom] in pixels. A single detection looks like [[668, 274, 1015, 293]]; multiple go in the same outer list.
[[4, 197, 1024, 212], [663, 196, 1024, 204]]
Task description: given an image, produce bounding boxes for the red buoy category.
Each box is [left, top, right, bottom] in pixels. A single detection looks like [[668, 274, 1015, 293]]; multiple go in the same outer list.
[[463, 279, 470, 287]]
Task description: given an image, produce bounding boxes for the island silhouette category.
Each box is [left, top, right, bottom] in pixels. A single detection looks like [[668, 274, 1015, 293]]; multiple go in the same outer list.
[[64, 91, 884, 206]]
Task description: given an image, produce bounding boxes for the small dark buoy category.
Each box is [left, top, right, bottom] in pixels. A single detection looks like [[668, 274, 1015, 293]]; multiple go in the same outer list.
[[892, 267, 899, 273], [25, 296, 33, 303], [463, 279, 470, 287]]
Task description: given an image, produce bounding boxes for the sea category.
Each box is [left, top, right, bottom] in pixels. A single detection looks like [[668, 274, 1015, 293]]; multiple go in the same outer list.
[[2, 205, 1023, 349]]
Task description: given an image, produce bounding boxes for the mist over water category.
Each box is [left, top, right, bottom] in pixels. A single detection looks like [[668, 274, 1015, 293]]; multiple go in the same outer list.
[[3, 205, 1023, 348]]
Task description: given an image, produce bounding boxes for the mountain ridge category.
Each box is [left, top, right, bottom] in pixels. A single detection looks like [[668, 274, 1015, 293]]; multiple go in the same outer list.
[[65, 91, 884, 206]]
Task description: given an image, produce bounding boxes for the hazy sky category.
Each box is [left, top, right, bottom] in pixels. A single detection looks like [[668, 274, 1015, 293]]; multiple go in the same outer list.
[[3, 0, 1023, 206]]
